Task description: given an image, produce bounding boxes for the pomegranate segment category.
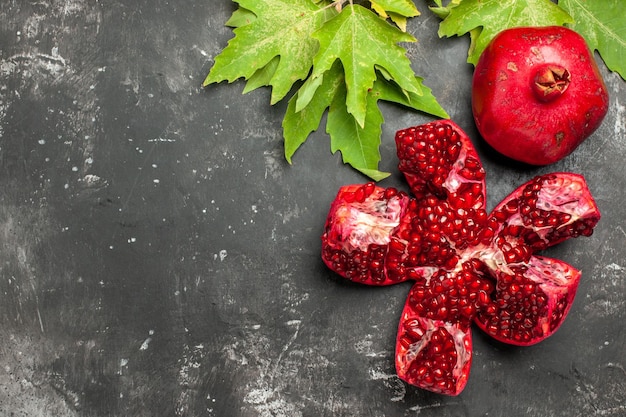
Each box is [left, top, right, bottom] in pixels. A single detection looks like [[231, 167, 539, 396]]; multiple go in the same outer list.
[[321, 120, 601, 395], [490, 173, 601, 251], [395, 119, 486, 203], [396, 313, 472, 396], [321, 183, 412, 285], [475, 256, 581, 346]]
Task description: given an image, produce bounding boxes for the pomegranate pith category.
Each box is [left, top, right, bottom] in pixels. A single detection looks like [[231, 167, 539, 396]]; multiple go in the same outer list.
[[321, 119, 601, 395]]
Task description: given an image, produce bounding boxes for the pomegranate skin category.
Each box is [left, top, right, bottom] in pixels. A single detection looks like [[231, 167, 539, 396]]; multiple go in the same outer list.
[[472, 26, 609, 165]]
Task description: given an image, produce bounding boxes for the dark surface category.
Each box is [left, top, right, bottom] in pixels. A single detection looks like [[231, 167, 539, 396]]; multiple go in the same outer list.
[[1, 1, 625, 416]]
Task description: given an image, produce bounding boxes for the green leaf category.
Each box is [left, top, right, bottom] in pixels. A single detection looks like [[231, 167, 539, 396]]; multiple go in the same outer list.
[[371, 1, 414, 32], [311, 4, 422, 127], [204, 0, 334, 104], [370, 0, 420, 18], [242, 56, 279, 94], [429, 0, 462, 19], [294, 73, 325, 113], [438, 0, 574, 64], [207, 1, 450, 181], [225, 7, 256, 28], [327, 79, 390, 181], [388, 13, 409, 32], [372, 75, 450, 119], [559, 0, 626, 79], [283, 62, 344, 163], [284, 62, 391, 180]]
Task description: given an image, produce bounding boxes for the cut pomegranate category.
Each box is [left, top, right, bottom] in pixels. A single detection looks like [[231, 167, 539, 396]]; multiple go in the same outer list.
[[321, 120, 601, 395], [321, 183, 412, 285]]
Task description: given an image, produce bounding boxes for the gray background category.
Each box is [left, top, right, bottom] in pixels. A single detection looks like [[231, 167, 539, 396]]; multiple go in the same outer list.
[[1, 1, 624, 416]]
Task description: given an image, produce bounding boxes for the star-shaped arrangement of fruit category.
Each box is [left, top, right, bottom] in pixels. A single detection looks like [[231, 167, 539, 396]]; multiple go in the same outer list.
[[321, 120, 601, 395]]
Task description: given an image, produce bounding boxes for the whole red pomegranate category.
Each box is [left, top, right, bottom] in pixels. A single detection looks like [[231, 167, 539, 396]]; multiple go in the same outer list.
[[472, 26, 609, 165]]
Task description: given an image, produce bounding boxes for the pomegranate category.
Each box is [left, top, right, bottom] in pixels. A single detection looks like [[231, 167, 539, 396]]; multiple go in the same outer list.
[[472, 26, 609, 165], [321, 120, 600, 395]]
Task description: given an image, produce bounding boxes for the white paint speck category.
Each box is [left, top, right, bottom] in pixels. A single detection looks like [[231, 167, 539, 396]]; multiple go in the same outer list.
[[139, 331, 155, 351], [613, 98, 625, 137], [140, 338, 151, 351], [148, 137, 176, 143], [605, 263, 624, 271]]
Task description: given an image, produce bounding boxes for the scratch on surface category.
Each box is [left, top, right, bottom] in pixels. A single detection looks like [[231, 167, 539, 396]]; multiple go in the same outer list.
[[408, 402, 450, 413], [35, 306, 44, 333], [121, 128, 180, 210], [354, 335, 388, 358], [27, 274, 45, 333], [613, 97, 625, 137], [605, 362, 626, 375], [120, 141, 157, 211], [7, 52, 67, 66], [240, 320, 307, 417], [369, 369, 406, 402], [268, 320, 301, 383], [148, 137, 177, 143], [572, 366, 602, 413], [584, 93, 625, 167], [16, 244, 45, 333]]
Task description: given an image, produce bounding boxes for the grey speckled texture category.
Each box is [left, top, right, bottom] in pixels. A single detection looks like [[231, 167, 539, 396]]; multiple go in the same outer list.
[[0, 1, 624, 416]]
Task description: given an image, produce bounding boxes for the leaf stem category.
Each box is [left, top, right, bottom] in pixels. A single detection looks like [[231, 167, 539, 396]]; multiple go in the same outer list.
[[324, 0, 351, 13]]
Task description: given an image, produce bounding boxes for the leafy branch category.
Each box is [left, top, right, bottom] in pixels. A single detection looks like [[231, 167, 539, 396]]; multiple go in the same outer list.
[[204, 0, 626, 180], [205, 0, 447, 181]]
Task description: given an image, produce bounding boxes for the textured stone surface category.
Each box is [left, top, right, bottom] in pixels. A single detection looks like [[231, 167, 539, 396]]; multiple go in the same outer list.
[[0, 1, 624, 416]]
